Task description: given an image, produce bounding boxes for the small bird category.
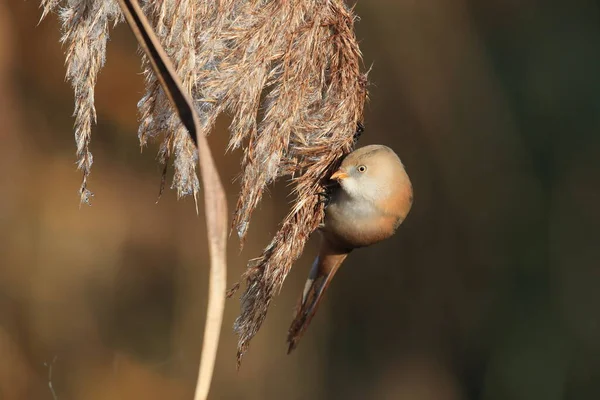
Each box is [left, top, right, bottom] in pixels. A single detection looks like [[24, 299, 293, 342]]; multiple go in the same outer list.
[[287, 144, 413, 353]]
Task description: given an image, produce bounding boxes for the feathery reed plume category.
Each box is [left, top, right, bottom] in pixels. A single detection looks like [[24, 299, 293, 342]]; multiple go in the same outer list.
[[41, 0, 120, 204], [225, 2, 367, 366], [39, 0, 367, 368]]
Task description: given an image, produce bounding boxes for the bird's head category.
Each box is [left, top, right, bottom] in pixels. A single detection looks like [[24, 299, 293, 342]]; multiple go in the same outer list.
[[330, 144, 409, 202]]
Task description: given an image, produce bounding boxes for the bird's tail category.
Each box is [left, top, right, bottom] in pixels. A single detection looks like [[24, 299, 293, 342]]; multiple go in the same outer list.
[[287, 243, 349, 353]]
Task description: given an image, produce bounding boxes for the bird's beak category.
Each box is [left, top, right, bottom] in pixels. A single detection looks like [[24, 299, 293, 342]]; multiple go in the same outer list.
[[330, 169, 349, 181]]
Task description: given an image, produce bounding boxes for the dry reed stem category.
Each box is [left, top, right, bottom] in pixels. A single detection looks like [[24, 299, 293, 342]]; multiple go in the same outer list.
[[39, 0, 367, 369], [113, 0, 227, 399]]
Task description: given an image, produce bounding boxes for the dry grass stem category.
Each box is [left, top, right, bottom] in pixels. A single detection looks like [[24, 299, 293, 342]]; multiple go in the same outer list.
[[113, 0, 227, 399]]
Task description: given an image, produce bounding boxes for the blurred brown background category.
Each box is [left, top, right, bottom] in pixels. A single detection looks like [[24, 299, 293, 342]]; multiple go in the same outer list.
[[1, 0, 600, 399]]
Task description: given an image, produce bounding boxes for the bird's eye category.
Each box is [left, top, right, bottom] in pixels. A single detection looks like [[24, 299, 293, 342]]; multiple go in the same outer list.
[[357, 165, 367, 173]]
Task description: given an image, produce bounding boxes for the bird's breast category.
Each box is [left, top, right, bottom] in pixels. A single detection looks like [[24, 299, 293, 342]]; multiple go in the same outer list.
[[322, 197, 401, 249]]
